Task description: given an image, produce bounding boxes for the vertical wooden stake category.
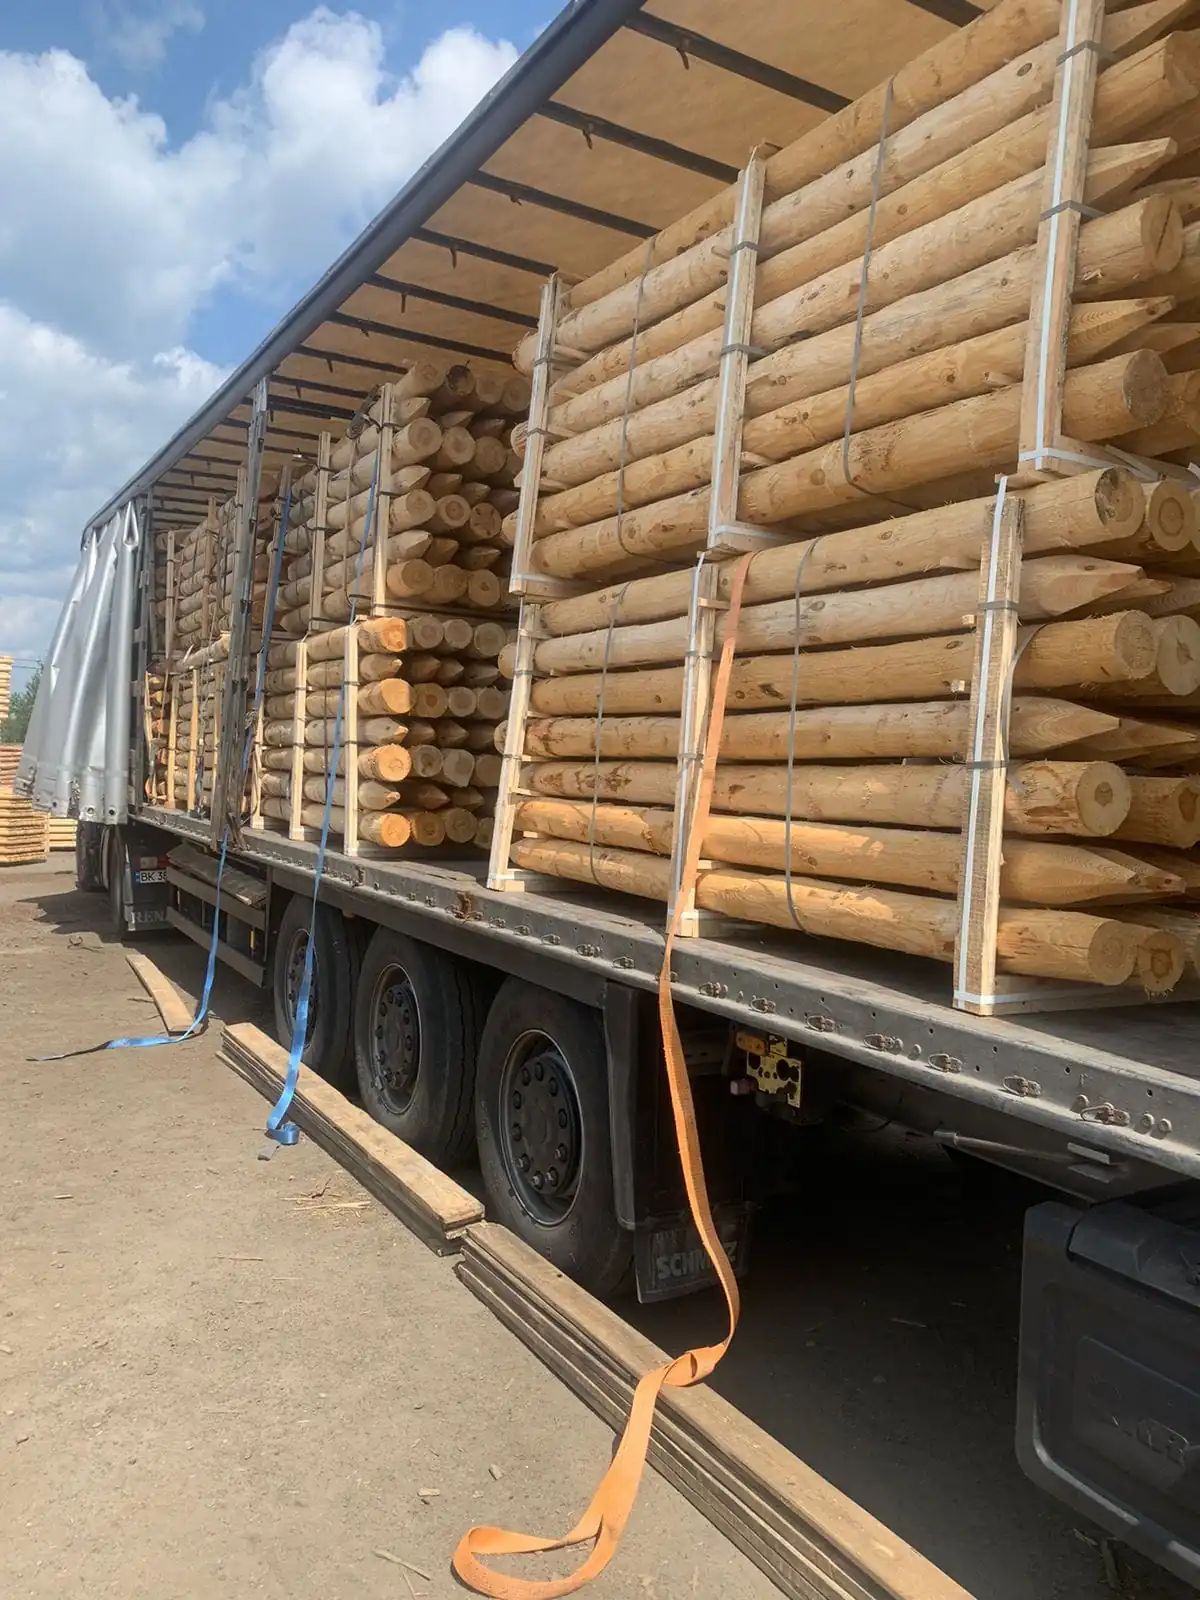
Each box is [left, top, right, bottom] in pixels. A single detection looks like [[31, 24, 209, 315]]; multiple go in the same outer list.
[[344, 624, 360, 855], [165, 678, 179, 810], [1017, 0, 1105, 477], [186, 668, 199, 812], [289, 640, 308, 842], [510, 277, 565, 595], [164, 529, 177, 675], [371, 386, 396, 617], [670, 150, 767, 938], [954, 487, 1025, 1016], [487, 600, 542, 890], [311, 433, 331, 626]]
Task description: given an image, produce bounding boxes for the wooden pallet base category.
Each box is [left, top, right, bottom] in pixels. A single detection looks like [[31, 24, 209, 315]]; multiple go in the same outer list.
[[457, 1221, 973, 1600], [219, 1022, 483, 1253]]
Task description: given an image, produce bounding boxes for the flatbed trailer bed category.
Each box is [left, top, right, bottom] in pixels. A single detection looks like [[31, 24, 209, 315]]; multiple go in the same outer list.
[[144, 804, 1200, 1186]]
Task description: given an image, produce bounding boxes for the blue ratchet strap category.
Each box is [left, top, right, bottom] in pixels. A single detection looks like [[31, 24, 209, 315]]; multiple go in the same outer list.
[[36, 482, 295, 1064], [263, 450, 382, 1148]]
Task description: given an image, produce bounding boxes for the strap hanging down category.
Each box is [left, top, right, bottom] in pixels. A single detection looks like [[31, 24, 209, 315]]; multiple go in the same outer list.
[[453, 554, 754, 1598]]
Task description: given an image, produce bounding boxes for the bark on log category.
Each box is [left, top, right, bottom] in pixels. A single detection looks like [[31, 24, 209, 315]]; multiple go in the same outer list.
[[534, 355, 1170, 581], [532, 198, 1176, 498], [530, 557, 1144, 675], [537, 471, 1144, 637], [521, 698, 1115, 762], [1111, 774, 1200, 844], [540, 144, 1176, 456], [509, 838, 1139, 986], [526, 758, 1130, 837], [531, 303, 1162, 537], [513, 798, 1177, 905], [526, 615, 1156, 716]]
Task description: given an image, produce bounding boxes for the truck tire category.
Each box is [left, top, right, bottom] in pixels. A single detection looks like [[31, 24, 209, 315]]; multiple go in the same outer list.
[[272, 895, 358, 1091], [475, 979, 632, 1298], [75, 822, 106, 894], [353, 929, 483, 1166]]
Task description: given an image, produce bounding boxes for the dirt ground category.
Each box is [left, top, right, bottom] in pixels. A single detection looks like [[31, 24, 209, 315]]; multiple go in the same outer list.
[[0, 859, 778, 1600], [1, 857, 1192, 1600]]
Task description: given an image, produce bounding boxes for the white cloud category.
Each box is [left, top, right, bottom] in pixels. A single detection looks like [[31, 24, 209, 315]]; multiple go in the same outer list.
[[0, 305, 227, 659], [93, 2, 206, 71], [0, 10, 518, 659]]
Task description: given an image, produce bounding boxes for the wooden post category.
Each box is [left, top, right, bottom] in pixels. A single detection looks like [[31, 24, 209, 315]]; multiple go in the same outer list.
[[344, 623, 361, 855], [211, 379, 268, 843], [488, 600, 549, 891], [288, 639, 308, 842], [668, 150, 775, 939], [954, 485, 1025, 1016], [509, 276, 582, 600], [249, 697, 265, 831], [186, 668, 199, 812], [164, 529, 177, 675], [311, 432, 331, 625], [371, 388, 395, 617], [199, 498, 217, 642], [165, 676, 179, 810], [1017, 0, 1105, 478]]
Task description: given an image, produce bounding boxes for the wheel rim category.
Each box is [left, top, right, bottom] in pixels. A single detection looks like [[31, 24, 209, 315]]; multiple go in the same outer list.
[[283, 929, 319, 1046], [368, 964, 421, 1116], [498, 1029, 583, 1226]]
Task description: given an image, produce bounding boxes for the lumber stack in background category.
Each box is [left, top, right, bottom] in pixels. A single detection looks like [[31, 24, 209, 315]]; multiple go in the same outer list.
[[0, 791, 49, 866], [0, 656, 11, 728], [493, 0, 1200, 998]]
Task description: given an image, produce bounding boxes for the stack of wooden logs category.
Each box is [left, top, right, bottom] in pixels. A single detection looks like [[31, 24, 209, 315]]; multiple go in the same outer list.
[[257, 614, 511, 852], [274, 362, 526, 634], [493, 0, 1200, 997]]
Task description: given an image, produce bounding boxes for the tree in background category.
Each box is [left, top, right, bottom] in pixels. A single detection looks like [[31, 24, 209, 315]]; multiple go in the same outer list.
[[2, 663, 42, 745]]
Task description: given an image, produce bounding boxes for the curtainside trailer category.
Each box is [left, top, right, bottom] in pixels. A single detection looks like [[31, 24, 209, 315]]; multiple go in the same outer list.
[[19, 0, 1200, 1585]]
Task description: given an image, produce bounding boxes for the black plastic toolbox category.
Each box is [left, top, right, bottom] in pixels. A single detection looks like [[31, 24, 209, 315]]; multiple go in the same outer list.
[[1018, 1189, 1200, 1588]]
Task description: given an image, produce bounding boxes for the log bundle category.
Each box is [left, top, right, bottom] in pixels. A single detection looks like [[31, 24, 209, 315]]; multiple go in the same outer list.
[[492, 0, 1200, 1001], [273, 362, 526, 635], [256, 613, 511, 854]]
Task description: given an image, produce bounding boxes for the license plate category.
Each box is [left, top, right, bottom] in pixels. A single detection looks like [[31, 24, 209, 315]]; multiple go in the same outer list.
[[634, 1207, 752, 1304], [133, 868, 167, 884]]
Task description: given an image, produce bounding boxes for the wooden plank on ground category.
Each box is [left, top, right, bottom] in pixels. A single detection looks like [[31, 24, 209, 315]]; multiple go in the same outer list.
[[125, 950, 195, 1034], [219, 1021, 483, 1253], [458, 1221, 975, 1600]]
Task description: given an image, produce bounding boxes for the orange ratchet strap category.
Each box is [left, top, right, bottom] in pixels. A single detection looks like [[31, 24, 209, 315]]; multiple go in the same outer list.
[[453, 552, 755, 1598]]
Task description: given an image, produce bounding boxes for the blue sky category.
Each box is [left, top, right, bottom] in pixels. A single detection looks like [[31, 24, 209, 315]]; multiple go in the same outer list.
[[0, 0, 552, 674]]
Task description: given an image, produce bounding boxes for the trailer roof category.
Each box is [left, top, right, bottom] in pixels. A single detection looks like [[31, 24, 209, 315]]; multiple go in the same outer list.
[[93, 0, 987, 530]]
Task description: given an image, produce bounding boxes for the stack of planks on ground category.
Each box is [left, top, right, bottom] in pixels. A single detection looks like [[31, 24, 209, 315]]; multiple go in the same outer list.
[[0, 790, 48, 865], [273, 362, 527, 634], [256, 613, 511, 853], [491, 0, 1200, 1000]]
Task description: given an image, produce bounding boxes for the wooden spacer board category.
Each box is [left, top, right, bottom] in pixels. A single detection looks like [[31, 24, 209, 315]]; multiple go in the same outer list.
[[457, 1220, 975, 1600], [219, 1022, 483, 1252]]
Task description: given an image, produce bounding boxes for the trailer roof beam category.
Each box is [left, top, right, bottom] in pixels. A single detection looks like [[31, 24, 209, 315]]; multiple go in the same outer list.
[[537, 102, 739, 183], [623, 15, 849, 112], [468, 171, 658, 237], [324, 311, 513, 364], [365, 273, 538, 329], [412, 227, 555, 278]]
